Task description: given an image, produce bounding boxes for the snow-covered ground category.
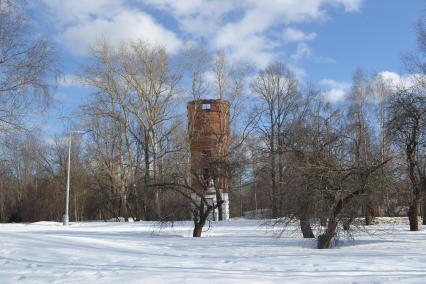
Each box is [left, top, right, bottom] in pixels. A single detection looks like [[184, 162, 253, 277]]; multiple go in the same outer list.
[[0, 219, 426, 283]]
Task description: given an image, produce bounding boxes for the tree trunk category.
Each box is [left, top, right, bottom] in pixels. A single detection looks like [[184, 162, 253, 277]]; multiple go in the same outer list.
[[423, 198, 426, 225], [119, 194, 128, 221], [343, 217, 353, 231], [317, 198, 344, 249], [365, 200, 373, 225], [154, 190, 161, 220], [270, 118, 277, 218], [406, 141, 420, 231], [317, 219, 338, 249], [152, 143, 162, 220], [216, 190, 223, 221], [408, 203, 419, 231], [300, 218, 315, 238], [143, 129, 150, 221], [192, 204, 209, 237], [271, 164, 277, 218], [193, 223, 203, 237], [193, 212, 207, 237]]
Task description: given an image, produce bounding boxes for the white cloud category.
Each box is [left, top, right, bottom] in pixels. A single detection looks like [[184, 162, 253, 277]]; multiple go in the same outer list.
[[320, 71, 421, 103], [42, 0, 123, 24], [331, 0, 363, 12], [320, 79, 351, 90], [142, 0, 363, 67], [376, 71, 418, 91], [284, 27, 317, 42], [320, 79, 351, 102], [291, 42, 313, 61], [322, 89, 346, 102], [42, 0, 182, 55], [287, 64, 307, 80], [289, 42, 335, 68], [41, 0, 363, 69]]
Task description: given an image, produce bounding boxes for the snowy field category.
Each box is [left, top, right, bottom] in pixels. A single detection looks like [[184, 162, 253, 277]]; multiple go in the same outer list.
[[0, 219, 426, 283]]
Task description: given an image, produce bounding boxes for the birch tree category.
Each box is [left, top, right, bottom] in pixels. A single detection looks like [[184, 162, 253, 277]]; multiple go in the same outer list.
[[0, 0, 57, 129], [251, 62, 301, 218]]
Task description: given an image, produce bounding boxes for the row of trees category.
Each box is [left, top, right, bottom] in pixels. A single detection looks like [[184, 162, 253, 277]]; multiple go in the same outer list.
[[2, 0, 426, 248]]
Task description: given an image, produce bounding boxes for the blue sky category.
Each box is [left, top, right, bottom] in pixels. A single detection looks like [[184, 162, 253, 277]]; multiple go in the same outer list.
[[27, 0, 424, 138]]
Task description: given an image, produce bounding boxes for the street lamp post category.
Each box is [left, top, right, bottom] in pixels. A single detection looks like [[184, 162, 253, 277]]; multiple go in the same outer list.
[[62, 130, 86, 226], [62, 132, 72, 225]]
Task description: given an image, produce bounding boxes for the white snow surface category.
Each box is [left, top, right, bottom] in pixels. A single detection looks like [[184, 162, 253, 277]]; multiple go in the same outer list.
[[0, 218, 425, 283]]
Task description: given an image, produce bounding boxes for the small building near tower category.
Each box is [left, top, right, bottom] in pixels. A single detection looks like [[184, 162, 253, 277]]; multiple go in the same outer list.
[[187, 99, 230, 220]]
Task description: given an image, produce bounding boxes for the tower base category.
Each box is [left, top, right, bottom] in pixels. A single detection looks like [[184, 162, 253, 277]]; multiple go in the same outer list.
[[191, 189, 229, 221], [221, 192, 229, 220]]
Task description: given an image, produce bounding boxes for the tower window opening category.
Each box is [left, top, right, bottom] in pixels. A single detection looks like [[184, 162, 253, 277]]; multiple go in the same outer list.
[[202, 103, 211, 110]]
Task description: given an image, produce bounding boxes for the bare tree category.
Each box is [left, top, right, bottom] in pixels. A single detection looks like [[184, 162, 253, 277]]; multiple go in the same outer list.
[[120, 40, 182, 219], [81, 40, 135, 221], [346, 70, 376, 225], [0, 0, 57, 129], [251, 62, 302, 218], [0, 0, 58, 223], [153, 152, 228, 237], [80, 39, 182, 221], [387, 88, 426, 231], [299, 99, 387, 248], [185, 44, 210, 101], [402, 19, 426, 225], [403, 20, 426, 90]]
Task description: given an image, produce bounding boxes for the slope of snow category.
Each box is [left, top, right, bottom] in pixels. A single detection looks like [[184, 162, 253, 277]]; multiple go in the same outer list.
[[0, 219, 425, 283]]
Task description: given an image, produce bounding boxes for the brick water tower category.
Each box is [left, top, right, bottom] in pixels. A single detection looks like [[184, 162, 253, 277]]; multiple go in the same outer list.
[[187, 99, 230, 220]]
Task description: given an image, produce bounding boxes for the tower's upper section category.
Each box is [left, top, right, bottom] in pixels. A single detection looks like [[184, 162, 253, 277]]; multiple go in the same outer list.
[[187, 99, 230, 139]]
